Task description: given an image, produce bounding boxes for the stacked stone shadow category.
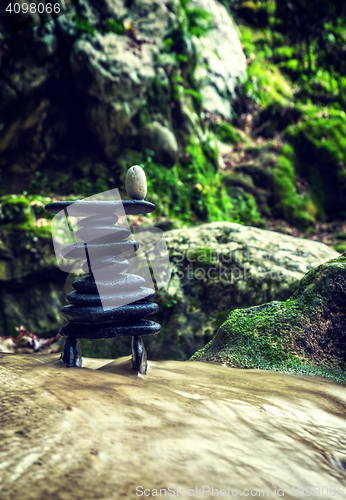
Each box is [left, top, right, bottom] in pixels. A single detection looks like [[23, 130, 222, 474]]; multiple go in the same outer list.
[[45, 199, 161, 374]]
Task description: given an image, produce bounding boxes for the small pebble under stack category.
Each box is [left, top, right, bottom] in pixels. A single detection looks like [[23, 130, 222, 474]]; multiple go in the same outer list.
[[45, 166, 161, 374]]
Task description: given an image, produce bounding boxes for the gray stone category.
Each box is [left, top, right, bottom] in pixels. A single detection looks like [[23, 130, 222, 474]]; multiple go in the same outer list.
[[70, 33, 158, 157], [0, 0, 247, 186], [141, 121, 178, 166], [130, 0, 175, 43], [192, 0, 247, 118]]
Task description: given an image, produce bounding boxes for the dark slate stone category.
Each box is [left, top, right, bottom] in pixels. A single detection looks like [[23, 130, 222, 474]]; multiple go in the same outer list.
[[62, 239, 139, 260], [45, 200, 156, 216], [81, 257, 129, 274], [132, 336, 147, 374], [74, 225, 131, 244], [77, 215, 119, 227], [60, 320, 161, 339], [61, 302, 158, 324], [72, 273, 146, 293], [62, 337, 83, 368], [66, 287, 155, 306]]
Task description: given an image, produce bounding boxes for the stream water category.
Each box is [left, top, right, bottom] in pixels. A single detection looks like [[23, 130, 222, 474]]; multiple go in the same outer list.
[[0, 354, 345, 499]]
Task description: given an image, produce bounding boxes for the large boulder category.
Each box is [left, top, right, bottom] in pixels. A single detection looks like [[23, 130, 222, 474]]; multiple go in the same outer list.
[[70, 33, 159, 157], [0, 353, 345, 500], [191, 253, 346, 384], [0, 0, 247, 193]]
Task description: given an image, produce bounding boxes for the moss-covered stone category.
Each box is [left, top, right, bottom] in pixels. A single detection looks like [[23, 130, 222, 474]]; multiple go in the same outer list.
[[191, 254, 346, 385], [145, 221, 338, 360]]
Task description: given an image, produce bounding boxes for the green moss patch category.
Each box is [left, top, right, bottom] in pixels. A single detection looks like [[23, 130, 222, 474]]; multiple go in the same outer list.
[[210, 122, 242, 144], [239, 25, 294, 107], [285, 109, 346, 219], [119, 137, 253, 225], [272, 148, 316, 228]]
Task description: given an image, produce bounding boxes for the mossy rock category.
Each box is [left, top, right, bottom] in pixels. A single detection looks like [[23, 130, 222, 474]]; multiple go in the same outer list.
[[233, 141, 316, 228], [285, 110, 346, 220], [272, 150, 316, 228], [210, 122, 241, 144], [191, 254, 346, 385]]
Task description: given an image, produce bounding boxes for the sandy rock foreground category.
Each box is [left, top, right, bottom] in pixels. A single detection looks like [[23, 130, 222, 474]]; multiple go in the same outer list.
[[0, 354, 346, 499]]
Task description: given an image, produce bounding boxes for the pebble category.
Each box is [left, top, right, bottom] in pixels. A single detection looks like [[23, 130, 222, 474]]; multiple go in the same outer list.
[[125, 165, 147, 200]]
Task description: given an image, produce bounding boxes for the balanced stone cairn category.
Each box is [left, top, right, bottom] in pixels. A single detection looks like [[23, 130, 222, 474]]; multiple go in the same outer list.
[[45, 166, 161, 374]]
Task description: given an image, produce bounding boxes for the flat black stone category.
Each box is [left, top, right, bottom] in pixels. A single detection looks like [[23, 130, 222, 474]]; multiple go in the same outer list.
[[62, 302, 158, 324], [60, 319, 161, 339], [62, 239, 138, 260], [77, 215, 118, 227], [66, 287, 155, 306], [74, 225, 130, 244], [82, 257, 129, 274], [45, 200, 156, 216], [72, 273, 146, 293]]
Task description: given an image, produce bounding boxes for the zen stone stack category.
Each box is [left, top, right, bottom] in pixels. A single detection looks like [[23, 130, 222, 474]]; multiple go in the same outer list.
[[45, 166, 161, 374]]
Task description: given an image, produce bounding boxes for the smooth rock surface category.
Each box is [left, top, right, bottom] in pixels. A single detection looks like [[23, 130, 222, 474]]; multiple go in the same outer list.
[[60, 319, 161, 338], [72, 273, 146, 293], [141, 121, 178, 166], [70, 33, 158, 158], [0, 354, 346, 500], [62, 302, 158, 324], [192, 0, 247, 118]]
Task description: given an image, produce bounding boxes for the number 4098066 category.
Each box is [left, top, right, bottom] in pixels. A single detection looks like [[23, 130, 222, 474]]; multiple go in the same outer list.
[[5, 3, 61, 14]]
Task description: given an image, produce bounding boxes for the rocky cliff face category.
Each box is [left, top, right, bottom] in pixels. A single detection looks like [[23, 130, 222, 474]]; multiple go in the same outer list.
[[0, 195, 67, 337], [0, 0, 246, 194]]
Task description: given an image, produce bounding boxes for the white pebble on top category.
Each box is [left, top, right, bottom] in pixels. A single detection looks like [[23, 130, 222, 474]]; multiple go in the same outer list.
[[125, 165, 147, 200]]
